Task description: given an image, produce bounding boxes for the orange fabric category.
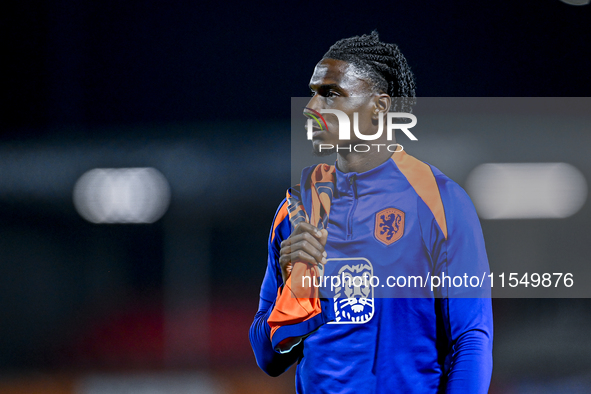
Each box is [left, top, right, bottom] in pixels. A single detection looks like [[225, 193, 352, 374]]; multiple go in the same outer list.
[[268, 263, 323, 338], [286, 189, 308, 225], [309, 163, 335, 228], [392, 151, 448, 239], [268, 164, 335, 340]]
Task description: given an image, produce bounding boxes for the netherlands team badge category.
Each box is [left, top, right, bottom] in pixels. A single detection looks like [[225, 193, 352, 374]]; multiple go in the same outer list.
[[375, 207, 405, 245]]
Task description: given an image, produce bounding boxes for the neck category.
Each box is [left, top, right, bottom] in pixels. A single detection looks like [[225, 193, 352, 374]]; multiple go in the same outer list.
[[336, 147, 393, 173]]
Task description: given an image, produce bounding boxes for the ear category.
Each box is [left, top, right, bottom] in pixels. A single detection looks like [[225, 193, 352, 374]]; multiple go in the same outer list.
[[373, 93, 391, 118]]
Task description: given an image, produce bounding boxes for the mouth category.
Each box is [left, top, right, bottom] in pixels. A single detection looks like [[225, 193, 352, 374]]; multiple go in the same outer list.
[[305, 124, 324, 139]]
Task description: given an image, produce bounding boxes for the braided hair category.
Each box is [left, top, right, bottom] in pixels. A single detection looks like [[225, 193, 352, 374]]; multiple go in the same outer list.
[[322, 31, 416, 112]]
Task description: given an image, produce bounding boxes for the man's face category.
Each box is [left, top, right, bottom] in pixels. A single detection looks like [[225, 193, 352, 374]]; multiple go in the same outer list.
[[306, 59, 380, 155]]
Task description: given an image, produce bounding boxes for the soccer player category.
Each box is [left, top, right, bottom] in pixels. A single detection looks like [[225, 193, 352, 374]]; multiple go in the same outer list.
[[250, 31, 493, 393]]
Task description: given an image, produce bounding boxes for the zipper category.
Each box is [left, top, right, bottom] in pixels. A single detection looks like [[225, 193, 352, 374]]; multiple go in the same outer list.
[[346, 174, 358, 240]]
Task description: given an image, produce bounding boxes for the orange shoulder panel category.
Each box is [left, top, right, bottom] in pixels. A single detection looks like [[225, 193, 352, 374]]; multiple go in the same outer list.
[[271, 199, 289, 242], [392, 151, 448, 239]]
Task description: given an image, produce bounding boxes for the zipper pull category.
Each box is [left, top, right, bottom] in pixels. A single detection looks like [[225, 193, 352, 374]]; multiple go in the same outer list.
[[350, 174, 358, 198]]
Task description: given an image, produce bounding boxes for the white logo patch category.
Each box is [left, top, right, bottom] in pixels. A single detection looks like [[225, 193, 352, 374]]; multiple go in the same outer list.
[[327, 258, 375, 324]]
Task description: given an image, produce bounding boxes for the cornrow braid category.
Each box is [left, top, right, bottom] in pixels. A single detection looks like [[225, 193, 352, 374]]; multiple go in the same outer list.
[[322, 31, 416, 112]]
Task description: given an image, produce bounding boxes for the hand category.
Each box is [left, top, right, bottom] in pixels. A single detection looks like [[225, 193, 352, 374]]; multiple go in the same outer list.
[[279, 223, 328, 284]]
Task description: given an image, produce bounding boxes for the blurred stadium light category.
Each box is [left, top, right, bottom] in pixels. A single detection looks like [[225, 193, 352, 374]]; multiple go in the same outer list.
[[466, 163, 588, 219], [559, 0, 590, 5], [76, 373, 222, 394], [73, 168, 171, 224]]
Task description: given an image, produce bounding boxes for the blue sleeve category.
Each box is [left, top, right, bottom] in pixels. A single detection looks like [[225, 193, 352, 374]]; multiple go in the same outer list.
[[434, 177, 494, 393], [249, 198, 302, 376]]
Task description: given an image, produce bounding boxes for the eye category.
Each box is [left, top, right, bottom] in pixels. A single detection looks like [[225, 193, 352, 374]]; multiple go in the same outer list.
[[320, 88, 339, 98]]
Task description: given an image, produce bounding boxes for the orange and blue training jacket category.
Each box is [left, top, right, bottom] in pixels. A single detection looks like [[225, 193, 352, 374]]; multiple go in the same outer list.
[[249, 151, 493, 393]]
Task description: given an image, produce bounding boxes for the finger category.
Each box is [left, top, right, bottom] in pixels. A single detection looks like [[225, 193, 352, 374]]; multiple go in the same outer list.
[[292, 222, 323, 239], [279, 250, 320, 268], [280, 238, 324, 264], [281, 232, 324, 253], [316, 229, 328, 264], [318, 229, 328, 247]]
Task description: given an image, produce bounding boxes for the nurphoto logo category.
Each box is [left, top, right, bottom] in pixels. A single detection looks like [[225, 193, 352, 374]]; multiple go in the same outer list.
[[304, 108, 418, 153]]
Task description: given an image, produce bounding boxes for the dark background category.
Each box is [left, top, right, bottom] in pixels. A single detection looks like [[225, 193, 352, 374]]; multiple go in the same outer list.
[[2, 0, 591, 393]]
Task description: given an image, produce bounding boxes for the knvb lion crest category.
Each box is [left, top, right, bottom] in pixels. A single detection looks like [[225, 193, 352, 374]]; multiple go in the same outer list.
[[375, 207, 405, 245], [327, 258, 374, 325]]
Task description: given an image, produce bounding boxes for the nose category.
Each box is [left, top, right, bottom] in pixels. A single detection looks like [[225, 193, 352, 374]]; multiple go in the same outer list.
[[303, 93, 325, 121], [304, 94, 322, 115]]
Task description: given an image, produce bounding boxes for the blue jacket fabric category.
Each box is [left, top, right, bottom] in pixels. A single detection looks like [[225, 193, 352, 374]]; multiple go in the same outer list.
[[250, 151, 493, 393]]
